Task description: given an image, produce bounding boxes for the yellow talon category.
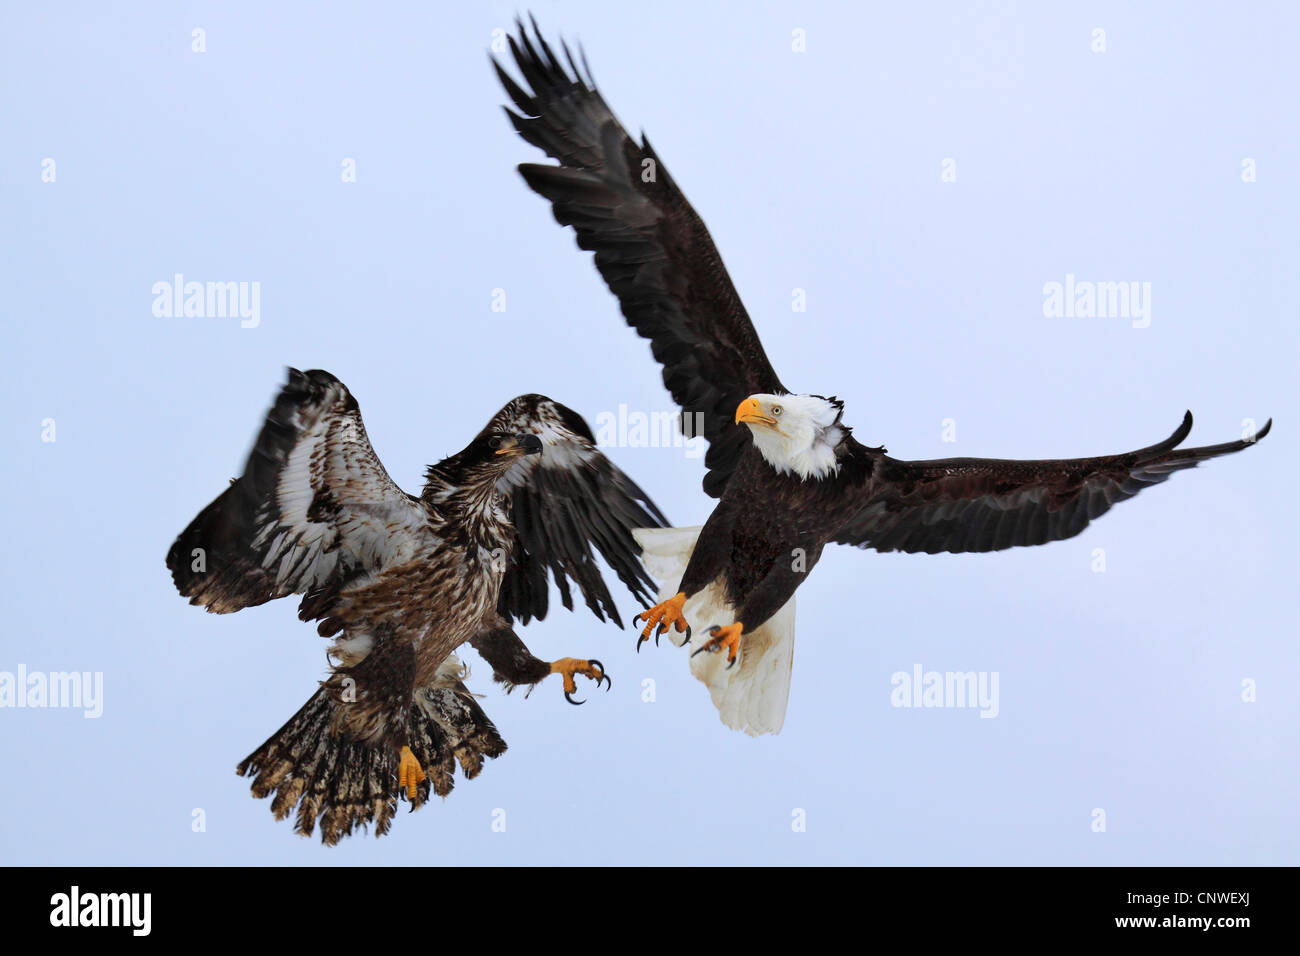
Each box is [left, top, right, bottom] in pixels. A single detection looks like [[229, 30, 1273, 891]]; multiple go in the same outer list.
[[398, 745, 426, 800], [634, 592, 691, 650], [549, 657, 611, 705], [692, 622, 744, 669]]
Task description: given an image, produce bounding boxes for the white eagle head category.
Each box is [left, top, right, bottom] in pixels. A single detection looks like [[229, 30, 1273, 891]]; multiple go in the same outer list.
[[735, 393, 844, 480]]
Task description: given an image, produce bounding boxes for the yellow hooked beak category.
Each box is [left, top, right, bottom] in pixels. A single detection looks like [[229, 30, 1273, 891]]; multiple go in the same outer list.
[[735, 397, 777, 427], [494, 434, 544, 457]]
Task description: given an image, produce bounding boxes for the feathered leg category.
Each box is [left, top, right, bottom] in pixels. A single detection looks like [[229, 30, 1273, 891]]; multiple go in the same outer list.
[[471, 625, 611, 705]]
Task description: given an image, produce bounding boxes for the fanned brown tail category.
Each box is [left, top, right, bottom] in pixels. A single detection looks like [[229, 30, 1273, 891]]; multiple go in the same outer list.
[[237, 681, 507, 846]]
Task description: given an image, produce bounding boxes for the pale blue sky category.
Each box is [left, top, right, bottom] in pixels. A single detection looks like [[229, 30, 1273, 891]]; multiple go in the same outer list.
[[1, 1, 1296, 865]]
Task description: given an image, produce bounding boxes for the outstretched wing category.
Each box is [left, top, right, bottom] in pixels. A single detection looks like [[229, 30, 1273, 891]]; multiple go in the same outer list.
[[835, 414, 1271, 554], [496, 18, 785, 498], [490, 394, 668, 628], [167, 368, 433, 614]]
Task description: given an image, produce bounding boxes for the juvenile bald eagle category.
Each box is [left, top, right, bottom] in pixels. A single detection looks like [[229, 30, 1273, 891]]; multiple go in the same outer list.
[[167, 369, 664, 843], [496, 20, 1272, 736]]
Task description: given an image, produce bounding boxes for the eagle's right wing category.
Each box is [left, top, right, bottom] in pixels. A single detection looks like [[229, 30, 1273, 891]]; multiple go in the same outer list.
[[489, 395, 667, 629], [835, 414, 1271, 554], [166, 368, 434, 615], [496, 18, 786, 498]]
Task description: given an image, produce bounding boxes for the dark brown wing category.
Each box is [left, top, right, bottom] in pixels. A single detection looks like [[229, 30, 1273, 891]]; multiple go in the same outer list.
[[166, 368, 433, 614], [489, 395, 668, 629], [835, 413, 1271, 554], [496, 18, 785, 497]]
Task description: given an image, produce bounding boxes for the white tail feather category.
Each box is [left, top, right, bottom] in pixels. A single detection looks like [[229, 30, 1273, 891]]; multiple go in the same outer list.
[[633, 527, 795, 736]]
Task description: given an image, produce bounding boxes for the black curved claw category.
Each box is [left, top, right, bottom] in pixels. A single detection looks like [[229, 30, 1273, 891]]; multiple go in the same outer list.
[[726, 655, 738, 670], [636, 632, 648, 653], [691, 625, 722, 658], [588, 659, 612, 691], [565, 689, 586, 706]]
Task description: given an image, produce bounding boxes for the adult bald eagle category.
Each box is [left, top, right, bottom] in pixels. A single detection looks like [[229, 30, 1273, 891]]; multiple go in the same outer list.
[[166, 369, 664, 843], [496, 21, 1272, 736]]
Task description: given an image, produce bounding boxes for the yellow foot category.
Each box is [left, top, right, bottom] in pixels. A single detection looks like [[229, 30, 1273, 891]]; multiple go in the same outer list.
[[549, 657, 611, 705], [397, 745, 426, 801], [633, 592, 691, 651], [692, 622, 744, 669]]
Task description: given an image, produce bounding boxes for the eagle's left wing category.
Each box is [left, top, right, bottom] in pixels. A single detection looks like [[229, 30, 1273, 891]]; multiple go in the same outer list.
[[495, 19, 787, 500], [490, 395, 668, 627], [834, 413, 1270, 554], [167, 368, 433, 615]]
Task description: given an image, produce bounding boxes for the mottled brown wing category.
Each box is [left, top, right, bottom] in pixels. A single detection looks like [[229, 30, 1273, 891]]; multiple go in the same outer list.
[[166, 368, 434, 614], [496, 18, 786, 498], [835, 413, 1270, 554]]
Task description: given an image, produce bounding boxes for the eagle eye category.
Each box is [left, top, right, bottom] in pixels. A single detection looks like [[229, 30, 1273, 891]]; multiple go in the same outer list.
[[771, 405, 782, 417], [488, 436, 503, 449]]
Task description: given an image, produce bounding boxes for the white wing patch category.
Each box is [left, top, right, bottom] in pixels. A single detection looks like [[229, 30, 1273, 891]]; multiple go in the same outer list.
[[250, 379, 434, 599], [634, 526, 796, 737]]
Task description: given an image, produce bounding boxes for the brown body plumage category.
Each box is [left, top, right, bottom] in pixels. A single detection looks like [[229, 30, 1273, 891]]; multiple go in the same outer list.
[[167, 369, 665, 843]]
